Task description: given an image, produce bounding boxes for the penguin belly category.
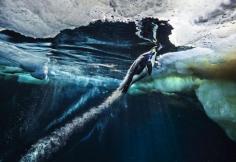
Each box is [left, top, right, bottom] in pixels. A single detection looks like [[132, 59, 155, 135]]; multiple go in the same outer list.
[[131, 66, 149, 84]]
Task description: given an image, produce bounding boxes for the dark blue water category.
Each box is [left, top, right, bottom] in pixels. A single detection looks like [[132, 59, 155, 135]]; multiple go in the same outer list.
[[0, 19, 236, 162]]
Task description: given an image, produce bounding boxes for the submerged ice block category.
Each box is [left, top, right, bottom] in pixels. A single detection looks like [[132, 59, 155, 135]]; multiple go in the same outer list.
[[129, 47, 236, 141], [0, 41, 49, 80]]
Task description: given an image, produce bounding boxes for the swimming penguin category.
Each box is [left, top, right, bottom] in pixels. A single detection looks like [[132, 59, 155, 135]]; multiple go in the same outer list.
[[119, 47, 158, 93]]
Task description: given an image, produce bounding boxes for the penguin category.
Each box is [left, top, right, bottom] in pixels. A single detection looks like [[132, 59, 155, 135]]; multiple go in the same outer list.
[[119, 47, 157, 93]]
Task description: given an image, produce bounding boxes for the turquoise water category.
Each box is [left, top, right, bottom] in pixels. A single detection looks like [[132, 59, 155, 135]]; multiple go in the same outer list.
[[0, 20, 236, 162]]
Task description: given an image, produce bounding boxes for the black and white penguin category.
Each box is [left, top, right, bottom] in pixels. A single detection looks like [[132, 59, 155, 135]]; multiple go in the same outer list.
[[119, 47, 157, 93]]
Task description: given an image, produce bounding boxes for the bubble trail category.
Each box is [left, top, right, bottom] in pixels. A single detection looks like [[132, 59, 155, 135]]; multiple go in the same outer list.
[[46, 88, 100, 130], [20, 89, 123, 162]]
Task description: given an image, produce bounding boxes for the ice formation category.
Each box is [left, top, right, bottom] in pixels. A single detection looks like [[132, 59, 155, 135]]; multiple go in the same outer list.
[[129, 47, 236, 141]]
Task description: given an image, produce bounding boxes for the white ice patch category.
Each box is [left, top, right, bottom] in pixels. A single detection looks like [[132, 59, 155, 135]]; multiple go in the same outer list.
[[1, 0, 236, 49]]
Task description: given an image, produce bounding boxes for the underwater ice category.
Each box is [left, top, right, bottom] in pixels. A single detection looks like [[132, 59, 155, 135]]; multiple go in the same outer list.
[[0, 41, 48, 80], [129, 47, 236, 141]]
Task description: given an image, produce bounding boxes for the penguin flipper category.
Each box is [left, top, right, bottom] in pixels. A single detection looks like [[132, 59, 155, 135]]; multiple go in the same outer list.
[[147, 61, 152, 75]]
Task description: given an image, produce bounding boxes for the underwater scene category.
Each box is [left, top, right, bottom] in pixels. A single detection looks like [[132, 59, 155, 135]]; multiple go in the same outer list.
[[1, 0, 236, 162]]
